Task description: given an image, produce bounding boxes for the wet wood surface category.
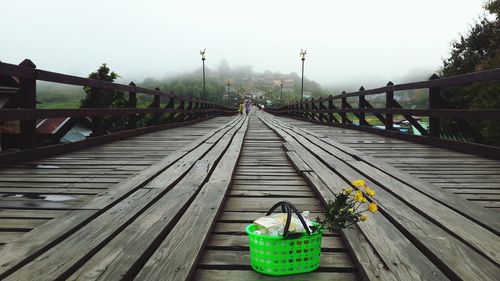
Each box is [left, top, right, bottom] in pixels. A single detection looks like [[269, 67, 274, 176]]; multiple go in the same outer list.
[[0, 116, 236, 247], [192, 116, 359, 280], [261, 114, 500, 281], [1, 111, 498, 280]]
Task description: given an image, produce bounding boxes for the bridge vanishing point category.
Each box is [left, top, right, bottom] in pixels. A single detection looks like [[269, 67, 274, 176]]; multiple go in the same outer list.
[[0, 60, 499, 281]]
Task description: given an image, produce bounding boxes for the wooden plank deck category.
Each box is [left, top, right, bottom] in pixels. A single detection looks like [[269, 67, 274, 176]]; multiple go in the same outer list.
[[271, 116, 500, 213], [0, 116, 234, 246], [193, 115, 359, 280], [0, 115, 247, 280], [0, 112, 498, 280], [260, 113, 500, 281]]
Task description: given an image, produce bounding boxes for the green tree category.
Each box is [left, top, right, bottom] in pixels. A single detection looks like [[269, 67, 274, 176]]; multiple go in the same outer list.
[[80, 64, 128, 132], [80, 63, 124, 108], [440, 0, 500, 146]]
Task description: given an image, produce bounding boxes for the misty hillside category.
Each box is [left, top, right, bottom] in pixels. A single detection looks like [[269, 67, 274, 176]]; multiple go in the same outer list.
[[37, 61, 328, 108]]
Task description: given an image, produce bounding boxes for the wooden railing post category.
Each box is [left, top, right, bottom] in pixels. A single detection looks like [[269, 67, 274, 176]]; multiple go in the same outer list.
[[176, 98, 185, 121], [341, 92, 347, 124], [206, 102, 211, 117], [89, 86, 103, 137], [317, 97, 324, 122], [304, 100, 309, 120], [186, 98, 193, 120], [328, 95, 334, 123], [308, 98, 314, 120], [152, 88, 161, 125], [201, 101, 206, 118], [18, 59, 37, 149], [166, 96, 175, 122], [358, 86, 367, 126], [127, 82, 137, 130], [385, 81, 394, 131], [193, 99, 199, 120], [429, 74, 441, 137]]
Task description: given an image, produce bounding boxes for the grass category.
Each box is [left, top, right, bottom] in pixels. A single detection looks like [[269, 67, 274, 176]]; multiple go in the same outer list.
[[37, 101, 81, 109]]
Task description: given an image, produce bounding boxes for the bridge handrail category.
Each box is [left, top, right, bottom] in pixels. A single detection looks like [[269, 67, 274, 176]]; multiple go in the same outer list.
[[0, 60, 226, 103], [267, 68, 500, 159], [0, 59, 236, 151]]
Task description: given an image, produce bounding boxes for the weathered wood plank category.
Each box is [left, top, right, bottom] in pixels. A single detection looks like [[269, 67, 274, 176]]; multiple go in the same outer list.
[[0, 219, 47, 231], [231, 184, 310, 191], [66, 118, 247, 280], [0, 209, 68, 219], [0, 116, 242, 279], [262, 115, 500, 281], [223, 197, 323, 212], [206, 234, 346, 250], [193, 269, 358, 281], [218, 211, 324, 222], [261, 116, 450, 281], [199, 250, 356, 269], [271, 117, 500, 254], [134, 117, 248, 281], [229, 190, 315, 197], [0, 232, 25, 244]]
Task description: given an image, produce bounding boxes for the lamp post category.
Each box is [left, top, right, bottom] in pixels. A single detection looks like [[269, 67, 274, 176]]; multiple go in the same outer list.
[[300, 49, 307, 102], [226, 80, 231, 99], [200, 49, 206, 100], [280, 80, 284, 103]]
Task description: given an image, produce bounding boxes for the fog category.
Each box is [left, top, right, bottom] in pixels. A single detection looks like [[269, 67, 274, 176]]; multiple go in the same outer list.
[[1, 0, 488, 88]]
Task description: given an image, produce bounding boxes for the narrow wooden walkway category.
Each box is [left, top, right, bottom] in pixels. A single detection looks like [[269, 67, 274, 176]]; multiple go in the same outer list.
[[260, 113, 499, 281], [0, 113, 498, 281], [0, 116, 235, 248], [271, 116, 500, 212], [194, 115, 358, 280], [0, 115, 247, 280]]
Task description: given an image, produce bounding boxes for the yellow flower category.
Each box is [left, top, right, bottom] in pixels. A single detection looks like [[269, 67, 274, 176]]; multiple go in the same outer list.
[[344, 187, 353, 195], [368, 202, 378, 213], [354, 191, 364, 202], [365, 187, 376, 197], [360, 215, 368, 221], [362, 197, 367, 203], [352, 179, 366, 188]]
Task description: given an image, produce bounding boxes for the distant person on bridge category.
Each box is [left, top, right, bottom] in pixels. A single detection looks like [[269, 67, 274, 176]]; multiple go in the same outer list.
[[244, 100, 251, 115], [238, 102, 244, 115]]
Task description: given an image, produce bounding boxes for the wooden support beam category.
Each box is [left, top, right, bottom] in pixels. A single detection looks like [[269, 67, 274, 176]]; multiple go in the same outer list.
[[18, 59, 37, 149], [358, 87, 368, 126], [127, 82, 137, 130], [385, 81, 394, 130], [429, 74, 441, 137]]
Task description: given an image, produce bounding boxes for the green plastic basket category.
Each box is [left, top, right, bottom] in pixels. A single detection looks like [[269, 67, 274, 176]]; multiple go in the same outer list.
[[245, 201, 323, 276]]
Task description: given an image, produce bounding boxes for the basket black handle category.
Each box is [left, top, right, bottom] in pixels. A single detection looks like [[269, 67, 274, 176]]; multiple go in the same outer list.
[[266, 201, 311, 238]]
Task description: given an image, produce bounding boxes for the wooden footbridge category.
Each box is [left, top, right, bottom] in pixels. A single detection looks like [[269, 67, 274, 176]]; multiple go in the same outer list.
[[0, 61, 499, 280]]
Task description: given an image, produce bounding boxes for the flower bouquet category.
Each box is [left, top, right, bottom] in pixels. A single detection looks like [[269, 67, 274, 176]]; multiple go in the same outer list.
[[315, 179, 378, 232]]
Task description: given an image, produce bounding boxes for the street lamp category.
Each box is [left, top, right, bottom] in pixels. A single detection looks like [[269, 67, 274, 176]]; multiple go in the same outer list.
[[226, 80, 231, 99], [200, 49, 206, 100], [300, 49, 307, 102], [280, 80, 284, 103]]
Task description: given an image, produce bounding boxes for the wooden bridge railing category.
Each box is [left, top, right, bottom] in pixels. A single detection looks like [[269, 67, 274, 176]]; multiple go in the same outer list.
[[266, 68, 500, 159], [0, 59, 236, 162]]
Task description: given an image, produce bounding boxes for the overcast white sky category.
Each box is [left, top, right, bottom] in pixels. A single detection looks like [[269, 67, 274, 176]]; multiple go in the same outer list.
[[1, 0, 489, 87]]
